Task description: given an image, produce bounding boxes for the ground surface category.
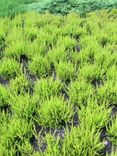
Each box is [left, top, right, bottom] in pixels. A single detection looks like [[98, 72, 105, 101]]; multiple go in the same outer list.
[[0, 10, 117, 155]]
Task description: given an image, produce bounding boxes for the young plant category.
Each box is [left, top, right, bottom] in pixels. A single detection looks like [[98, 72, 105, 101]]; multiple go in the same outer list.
[[56, 36, 76, 51], [0, 58, 20, 79], [62, 126, 103, 156], [47, 46, 66, 64], [68, 80, 94, 107], [0, 84, 10, 107], [9, 73, 31, 95], [36, 96, 74, 127], [78, 63, 106, 86], [16, 139, 34, 155], [107, 116, 117, 146], [0, 117, 33, 153], [55, 61, 76, 82], [28, 54, 50, 78], [43, 134, 61, 156], [97, 80, 117, 105], [78, 99, 111, 130], [34, 77, 63, 101], [9, 93, 38, 119]]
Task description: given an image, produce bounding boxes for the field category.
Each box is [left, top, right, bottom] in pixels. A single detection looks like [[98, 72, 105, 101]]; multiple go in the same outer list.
[[0, 9, 117, 155]]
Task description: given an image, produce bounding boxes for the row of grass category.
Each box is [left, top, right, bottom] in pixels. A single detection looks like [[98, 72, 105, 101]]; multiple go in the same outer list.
[[0, 9, 117, 155]]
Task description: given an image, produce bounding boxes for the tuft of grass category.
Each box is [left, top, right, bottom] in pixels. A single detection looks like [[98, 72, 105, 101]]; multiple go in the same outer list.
[[55, 61, 76, 82], [0, 85, 10, 107], [78, 99, 111, 130], [107, 116, 117, 146], [9, 93, 38, 119], [78, 63, 106, 86], [28, 54, 50, 78], [34, 77, 63, 101], [0, 58, 20, 79], [62, 126, 103, 156], [97, 80, 117, 105], [0, 117, 33, 155], [9, 73, 31, 95], [68, 80, 94, 107], [36, 96, 74, 127]]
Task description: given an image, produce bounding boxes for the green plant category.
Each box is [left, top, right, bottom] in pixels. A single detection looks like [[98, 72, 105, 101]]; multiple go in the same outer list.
[[0, 117, 33, 154], [24, 0, 117, 15], [78, 63, 106, 86], [68, 80, 94, 107], [9, 73, 31, 95], [0, 58, 20, 79], [55, 61, 76, 81], [28, 54, 50, 78], [36, 96, 74, 127], [5, 26, 27, 59], [0, 85, 10, 107], [34, 77, 63, 101], [107, 116, 117, 145], [97, 80, 117, 105], [62, 126, 103, 156], [78, 99, 111, 130], [9, 93, 38, 118], [43, 134, 61, 156]]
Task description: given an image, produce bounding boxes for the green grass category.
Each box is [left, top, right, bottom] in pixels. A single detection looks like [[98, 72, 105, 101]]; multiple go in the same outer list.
[[0, 0, 117, 17], [0, 9, 117, 155], [0, 0, 40, 17]]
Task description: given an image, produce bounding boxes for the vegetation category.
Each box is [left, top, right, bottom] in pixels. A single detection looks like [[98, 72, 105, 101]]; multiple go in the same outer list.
[[0, 0, 117, 17], [0, 9, 117, 155]]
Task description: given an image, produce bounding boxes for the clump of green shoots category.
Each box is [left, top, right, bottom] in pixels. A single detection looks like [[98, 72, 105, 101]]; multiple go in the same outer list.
[[34, 77, 63, 101], [0, 58, 20, 79], [36, 96, 74, 127]]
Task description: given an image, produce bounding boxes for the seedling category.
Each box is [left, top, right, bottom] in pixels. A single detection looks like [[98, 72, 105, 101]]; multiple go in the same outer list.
[[0, 84, 10, 107], [62, 126, 103, 156], [9, 73, 31, 95], [9, 93, 38, 119], [107, 116, 117, 145], [28, 54, 50, 78], [68, 80, 94, 107], [0, 58, 20, 79], [36, 96, 74, 127], [97, 80, 117, 105], [34, 77, 63, 101], [55, 61, 76, 82], [78, 99, 111, 130]]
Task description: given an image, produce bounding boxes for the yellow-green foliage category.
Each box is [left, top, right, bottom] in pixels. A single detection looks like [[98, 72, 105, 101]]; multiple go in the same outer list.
[[0, 10, 117, 155]]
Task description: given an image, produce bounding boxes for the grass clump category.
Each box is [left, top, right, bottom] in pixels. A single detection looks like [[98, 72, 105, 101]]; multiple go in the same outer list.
[[36, 96, 74, 127], [9, 73, 31, 95], [68, 80, 94, 107], [28, 54, 50, 78], [34, 77, 63, 101], [9, 94, 37, 119], [78, 99, 111, 130], [78, 63, 106, 86], [0, 58, 20, 79], [97, 80, 117, 105], [62, 126, 103, 156], [107, 116, 117, 146], [0, 85, 9, 107], [0, 117, 33, 155], [55, 61, 76, 82]]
